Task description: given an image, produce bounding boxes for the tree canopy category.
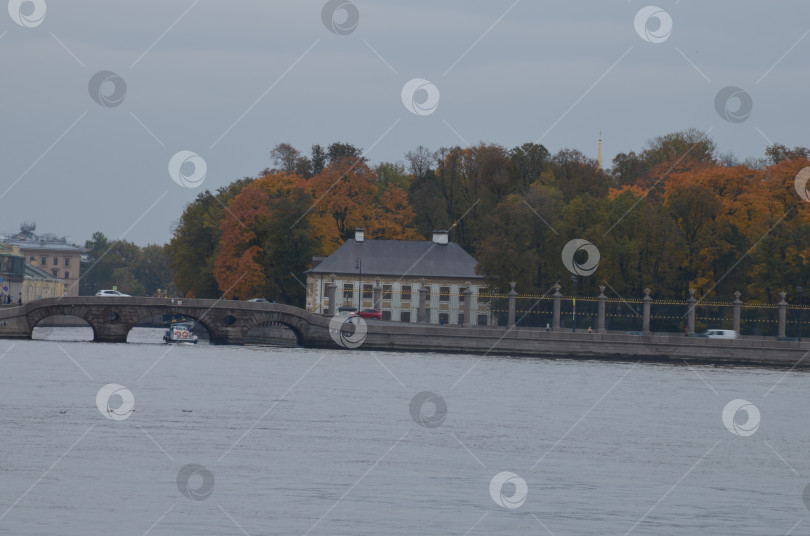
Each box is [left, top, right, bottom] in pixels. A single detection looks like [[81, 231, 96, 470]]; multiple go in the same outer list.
[[160, 132, 810, 306]]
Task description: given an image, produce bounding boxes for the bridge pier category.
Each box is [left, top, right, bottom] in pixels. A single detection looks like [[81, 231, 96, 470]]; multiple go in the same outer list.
[[93, 321, 132, 343], [94, 331, 129, 343]]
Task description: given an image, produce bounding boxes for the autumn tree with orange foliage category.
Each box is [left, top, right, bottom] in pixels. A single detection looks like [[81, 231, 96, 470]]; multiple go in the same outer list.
[[212, 156, 423, 305], [214, 172, 316, 303]]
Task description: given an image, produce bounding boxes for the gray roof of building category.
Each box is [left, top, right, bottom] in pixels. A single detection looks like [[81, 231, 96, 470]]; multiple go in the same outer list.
[[24, 263, 63, 281], [4, 238, 82, 252], [308, 239, 483, 279]]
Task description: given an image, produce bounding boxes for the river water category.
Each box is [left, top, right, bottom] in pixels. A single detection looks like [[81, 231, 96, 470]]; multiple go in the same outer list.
[[1, 327, 808, 535]]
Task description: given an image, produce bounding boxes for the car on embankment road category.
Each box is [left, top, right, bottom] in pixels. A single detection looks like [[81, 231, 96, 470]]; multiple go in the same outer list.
[[352, 308, 382, 320], [95, 289, 131, 297], [704, 329, 738, 339]]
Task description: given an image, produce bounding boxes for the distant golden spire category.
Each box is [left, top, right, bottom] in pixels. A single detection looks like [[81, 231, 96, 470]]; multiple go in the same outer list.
[[597, 131, 602, 169]]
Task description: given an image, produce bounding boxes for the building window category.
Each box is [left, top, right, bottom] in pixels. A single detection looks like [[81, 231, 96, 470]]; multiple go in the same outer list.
[[41, 257, 47, 265], [401, 285, 412, 301], [458, 313, 464, 324], [477, 315, 488, 326], [362, 284, 373, 300], [29, 256, 35, 263], [400, 311, 411, 323], [64, 257, 70, 266], [53, 257, 58, 265], [424, 286, 431, 303], [52, 269, 58, 277], [439, 313, 449, 325], [440, 286, 450, 302], [64, 271, 69, 279], [382, 284, 392, 300], [382, 311, 392, 321], [459, 287, 466, 302], [343, 283, 354, 300]]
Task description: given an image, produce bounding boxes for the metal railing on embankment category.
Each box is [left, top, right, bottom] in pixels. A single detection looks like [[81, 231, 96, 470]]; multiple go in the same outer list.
[[484, 286, 808, 339]]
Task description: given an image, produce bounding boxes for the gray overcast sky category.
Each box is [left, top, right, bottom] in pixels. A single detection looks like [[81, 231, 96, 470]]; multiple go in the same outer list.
[[2, 0, 808, 245]]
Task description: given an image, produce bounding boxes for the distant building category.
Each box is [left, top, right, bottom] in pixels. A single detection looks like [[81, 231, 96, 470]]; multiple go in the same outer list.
[[0, 242, 66, 303], [23, 261, 66, 302], [0, 243, 25, 303], [2, 223, 82, 297], [305, 229, 490, 325]]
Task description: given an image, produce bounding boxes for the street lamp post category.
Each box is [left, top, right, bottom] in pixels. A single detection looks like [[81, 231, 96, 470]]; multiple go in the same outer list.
[[355, 257, 362, 311], [571, 274, 578, 332], [798, 285, 803, 342]]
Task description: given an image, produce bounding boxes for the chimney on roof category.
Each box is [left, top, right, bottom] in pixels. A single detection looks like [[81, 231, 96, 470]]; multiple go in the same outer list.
[[355, 228, 365, 243], [432, 230, 449, 245]]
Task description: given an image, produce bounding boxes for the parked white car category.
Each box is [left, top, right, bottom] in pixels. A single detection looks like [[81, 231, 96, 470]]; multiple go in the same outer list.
[[95, 289, 131, 297], [704, 329, 738, 339]]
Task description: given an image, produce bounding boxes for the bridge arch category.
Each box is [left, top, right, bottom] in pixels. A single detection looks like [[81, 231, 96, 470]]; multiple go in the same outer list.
[[31, 313, 94, 341], [243, 321, 304, 346], [27, 305, 97, 340], [236, 310, 310, 346], [125, 310, 215, 343]]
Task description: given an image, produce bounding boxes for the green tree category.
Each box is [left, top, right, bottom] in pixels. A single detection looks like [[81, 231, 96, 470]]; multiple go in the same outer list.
[[610, 151, 647, 186], [310, 144, 327, 175], [404, 145, 436, 179], [476, 183, 563, 292], [375, 162, 412, 193], [80, 232, 111, 295], [270, 143, 302, 173], [134, 244, 175, 296], [79, 233, 147, 296], [765, 143, 810, 165], [643, 129, 716, 171], [550, 149, 608, 202], [327, 142, 365, 164], [509, 142, 551, 189]]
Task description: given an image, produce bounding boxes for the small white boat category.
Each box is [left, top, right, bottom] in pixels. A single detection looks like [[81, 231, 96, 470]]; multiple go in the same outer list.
[[163, 323, 198, 344]]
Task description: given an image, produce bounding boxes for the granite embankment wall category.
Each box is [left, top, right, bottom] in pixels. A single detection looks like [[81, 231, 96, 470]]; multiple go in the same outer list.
[[310, 320, 810, 368], [6, 299, 807, 367]]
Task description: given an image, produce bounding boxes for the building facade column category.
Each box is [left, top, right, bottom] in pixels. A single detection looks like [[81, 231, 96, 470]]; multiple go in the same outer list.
[[597, 285, 606, 333], [732, 291, 742, 334], [326, 275, 337, 316], [553, 283, 562, 330], [507, 281, 517, 328], [642, 288, 652, 334], [778, 291, 788, 339], [687, 288, 697, 335]]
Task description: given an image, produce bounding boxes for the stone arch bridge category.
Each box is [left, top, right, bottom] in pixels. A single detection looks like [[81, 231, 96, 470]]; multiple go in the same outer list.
[[0, 298, 807, 368], [0, 297, 336, 345]]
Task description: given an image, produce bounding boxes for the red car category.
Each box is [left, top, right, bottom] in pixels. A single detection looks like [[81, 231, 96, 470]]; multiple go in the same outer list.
[[351, 308, 382, 320]]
